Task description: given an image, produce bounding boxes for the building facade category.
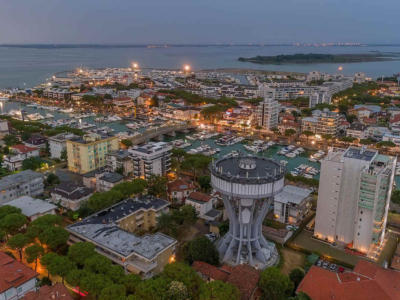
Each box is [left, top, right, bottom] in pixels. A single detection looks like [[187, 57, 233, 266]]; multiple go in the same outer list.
[[49, 133, 78, 159], [128, 142, 172, 179], [66, 133, 119, 174], [314, 147, 396, 256], [256, 88, 279, 131]]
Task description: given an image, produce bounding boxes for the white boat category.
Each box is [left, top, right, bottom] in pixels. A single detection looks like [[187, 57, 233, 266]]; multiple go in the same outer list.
[[44, 113, 54, 119], [60, 108, 74, 113], [286, 152, 297, 158]]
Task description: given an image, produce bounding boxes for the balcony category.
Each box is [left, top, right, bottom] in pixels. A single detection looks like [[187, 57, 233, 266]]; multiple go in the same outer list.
[[126, 258, 157, 274]]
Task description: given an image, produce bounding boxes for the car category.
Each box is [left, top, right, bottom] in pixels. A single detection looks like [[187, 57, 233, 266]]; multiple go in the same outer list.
[[329, 264, 338, 271], [322, 261, 329, 269], [316, 259, 323, 267]]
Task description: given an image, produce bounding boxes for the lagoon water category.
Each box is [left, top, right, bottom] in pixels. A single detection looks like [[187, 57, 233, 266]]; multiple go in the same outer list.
[[1, 45, 400, 88]]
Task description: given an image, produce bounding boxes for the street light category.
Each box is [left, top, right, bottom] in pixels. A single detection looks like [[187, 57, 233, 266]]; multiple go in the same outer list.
[[183, 64, 191, 72], [132, 62, 139, 69]]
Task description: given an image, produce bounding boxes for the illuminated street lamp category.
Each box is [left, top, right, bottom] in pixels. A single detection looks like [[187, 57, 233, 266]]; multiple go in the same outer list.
[[132, 62, 139, 69], [338, 66, 343, 72], [183, 64, 191, 73]]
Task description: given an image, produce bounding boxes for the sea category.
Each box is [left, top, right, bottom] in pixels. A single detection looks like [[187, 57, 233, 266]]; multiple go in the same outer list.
[[1, 44, 400, 88]]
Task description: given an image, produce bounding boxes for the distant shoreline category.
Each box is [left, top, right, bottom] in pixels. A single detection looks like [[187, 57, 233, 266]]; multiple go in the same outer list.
[[238, 53, 399, 65]]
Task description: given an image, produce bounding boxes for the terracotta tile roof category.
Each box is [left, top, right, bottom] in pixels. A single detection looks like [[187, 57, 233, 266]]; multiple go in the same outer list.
[[188, 191, 211, 203], [23, 283, 73, 300], [297, 260, 400, 300], [192, 261, 229, 282], [192, 261, 260, 300], [167, 179, 194, 193], [0, 252, 37, 294], [11, 144, 38, 154], [390, 114, 400, 124]]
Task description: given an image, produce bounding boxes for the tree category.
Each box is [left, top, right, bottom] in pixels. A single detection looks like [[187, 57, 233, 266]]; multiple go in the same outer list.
[[391, 190, 400, 205], [185, 236, 219, 266], [121, 139, 133, 147], [106, 265, 125, 283], [60, 149, 67, 161], [22, 157, 44, 170], [122, 274, 141, 294], [199, 280, 240, 300], [0, 205, 21, 219], [289, 268, 305, 289], [259, 267, 294, 300], [3, 134, 19, 146], [147, 175, 168, 198], [0, 213, 27, 236], [197, 175, 211, 192], [180, 205, 197, 225], [68, 242, 96, 266], [84, 254, 112, 274], [38, 226, 69, 252], [377, 141, 396, 148], [44, 254, 76, 283], [99, 284, 126, 300], [8, 234, 30, 261], [133, 277, 170, 300], [46, 173, 60, 186], [162, 262, 204, 298], [25, 244, 45, 271], [31, 214, 63, 228], [167, 281, 189, 300], [81, 273, 113, 300], [285, 129, 297, 137]]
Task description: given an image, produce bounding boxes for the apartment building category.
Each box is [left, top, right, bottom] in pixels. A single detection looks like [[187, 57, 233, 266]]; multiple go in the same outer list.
[[0, 170, 44, 205], [43, 88, 72, 100], [66, 133, 119, 174], [48, 133, 79, 159], [67, 196, 176, 278], [301, 109, 339, 136], [256, 87, 279, 130], [314, 147, 396, 255], [106, 149, 133, 176], [2, 144, 40, 171], [128, 142, 172, 179], [51, 182, 93, 211]]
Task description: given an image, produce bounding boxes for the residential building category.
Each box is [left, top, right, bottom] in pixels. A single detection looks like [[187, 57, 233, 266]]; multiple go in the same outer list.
[[128, 142, 172, 179], [43, 88, 72, 100], [256, 90, 279, 130], [48, 133, 79, 159], [346, 123, 368, 139], [66, 133, 119, 174], [167, 179, 196, 204], [192, 261, 260, 300], [309, 91, 331, 108], [301, 109, 339, 136], [112, 97, 134, 108], [67, 196, 176, 278], [106, 149, 133, 176], [23, 135, 47, 149], [273, 185, 313, 225], [382, 132, 400, 146], [0, 252, 38, 300], [96, 172, 124, 192], [0, 170, 44, 205], [51, 182, 93, 211], [297, 260, 400, 300], [2, 144, 40, 171], [22, 283, 73, 300], [0, 120, 9, 138], [4, 196, 57, 221], [314, 147, 396, 256], [186, 191, 213, 217]]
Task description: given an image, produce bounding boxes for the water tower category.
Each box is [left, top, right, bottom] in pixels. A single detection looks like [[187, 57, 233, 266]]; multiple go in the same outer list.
[[211, 155, 284, 268]]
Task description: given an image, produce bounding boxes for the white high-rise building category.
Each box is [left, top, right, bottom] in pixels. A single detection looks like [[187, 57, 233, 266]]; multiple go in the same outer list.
[[128, 142, 172, 179], [314, 147, 396, 256], [257, 87, 279, 130]]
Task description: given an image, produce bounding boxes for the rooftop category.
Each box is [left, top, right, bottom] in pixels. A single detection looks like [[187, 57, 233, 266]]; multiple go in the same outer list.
[[130, 142, 171, 155], [211, 155, 284, 184], [52, 182, 93, 200], [297, 260, 400, 300], [344, 147, 377, 162], [187, 191, 212, 203], [4, 196, 56, 217], [22, 283, 73, 300], [274, 185, 312, 205], [0, 170, 43, 191], [98, 172, 124, 183], [11, 144, 38, 154], [0, 252, 37, 293]]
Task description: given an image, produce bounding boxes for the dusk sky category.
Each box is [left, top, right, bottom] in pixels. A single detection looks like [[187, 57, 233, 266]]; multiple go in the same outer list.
[[1, 0, 399, 44]]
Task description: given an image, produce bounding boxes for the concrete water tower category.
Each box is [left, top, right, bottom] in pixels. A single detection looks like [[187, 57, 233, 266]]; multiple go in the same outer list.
[[211, 155, 284, 268]]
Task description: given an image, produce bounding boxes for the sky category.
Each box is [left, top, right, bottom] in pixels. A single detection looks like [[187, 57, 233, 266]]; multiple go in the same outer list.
[[0, 0, 399, 44]]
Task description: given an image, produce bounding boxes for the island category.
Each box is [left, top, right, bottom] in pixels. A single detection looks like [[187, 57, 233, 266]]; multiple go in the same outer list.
[[237, 53, 396, 64]]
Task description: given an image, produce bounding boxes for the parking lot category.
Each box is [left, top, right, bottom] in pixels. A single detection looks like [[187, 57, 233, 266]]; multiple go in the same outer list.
[[315, 258, 345, 273]]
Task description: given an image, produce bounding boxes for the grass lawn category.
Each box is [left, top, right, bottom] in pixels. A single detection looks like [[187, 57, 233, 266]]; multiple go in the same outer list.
[[280, 247, 305, 275]]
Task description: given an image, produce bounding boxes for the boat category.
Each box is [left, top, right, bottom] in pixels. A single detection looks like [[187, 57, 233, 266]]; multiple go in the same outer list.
[[280, 160, 288, 166]]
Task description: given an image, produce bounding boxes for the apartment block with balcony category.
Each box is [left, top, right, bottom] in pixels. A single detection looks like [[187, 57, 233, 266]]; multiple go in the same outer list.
[[67, 195, 176, 278], [128, 142, 172, 179], [314, 147, 396, 256], [66, 133, 119, 174]]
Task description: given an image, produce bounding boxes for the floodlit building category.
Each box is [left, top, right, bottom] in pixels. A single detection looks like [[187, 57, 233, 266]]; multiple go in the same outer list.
[[211, 155, 284, 268], [256, 87, 279, 130], [0, 170, 44, 205], [128, 142, 172, 179], [66, 133, 119, 174], [67, 196, 176, 278], [314, 147, 396, 256], [273, 185, 313, 225], [301, 109, 340, 136]]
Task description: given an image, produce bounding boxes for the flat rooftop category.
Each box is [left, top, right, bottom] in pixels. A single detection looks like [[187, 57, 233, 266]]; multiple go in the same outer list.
[[4, 196, 57, 217], [274, 185, 312, 205], [130, 142, 171, 155], [67, 196, 174, 259], [344, 147, 377, 162], [0, 170, 43, 190]]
